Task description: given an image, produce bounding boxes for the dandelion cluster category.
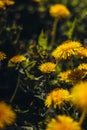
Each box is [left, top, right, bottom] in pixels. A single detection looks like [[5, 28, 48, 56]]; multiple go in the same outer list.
[[49, 4, 70, 18], [46, 115, 81, 130], [52, 40, 82, 60], [0, 102, 16, 129], [39, 62, 56, 73], [9, 55, 26, 64], [45, 88, 70, 108], [0, 0, 87, 129]]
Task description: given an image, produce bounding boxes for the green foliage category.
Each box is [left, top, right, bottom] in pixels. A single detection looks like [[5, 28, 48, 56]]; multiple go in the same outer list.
[[38, 30, 48, 50]]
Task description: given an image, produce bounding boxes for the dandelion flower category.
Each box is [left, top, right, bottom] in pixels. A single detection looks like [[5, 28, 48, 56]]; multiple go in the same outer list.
[[46, 115, 82, 130], [49, 4, 70, 18], [78, 63, 87, 71], [0, 102, 16, 129], [0, 1, 5, 8], [52, 40, 82, 60], [6, 0, 15, 5], [58, 69, 86, 84], [45, 88, 70, 108], [9, 55, 26, 63], [0, 51, 6, 61], [68, 69, 86, 84], [32, 0, 41, 2], [39, 62, 56, 73], [58, 70, 72, 83], [2, 0, 15, 5], [0, 0, 15, 6], [77, 47, 87, 58], [71, 81, 87, 110]]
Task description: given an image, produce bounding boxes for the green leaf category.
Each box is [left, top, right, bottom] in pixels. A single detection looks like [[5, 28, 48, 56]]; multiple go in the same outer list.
[[8, 61, 16, 67], [22, 60, 36, 69], [25, 70, 36, 80], [38, 30, 48, 50]]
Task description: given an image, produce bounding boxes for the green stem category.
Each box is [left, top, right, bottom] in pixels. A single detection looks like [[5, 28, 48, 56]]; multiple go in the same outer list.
[[67, 18, 77, 39], [79, 109, 86, 126], [10, 73, 20, 103], [50, 18, 59, 48]]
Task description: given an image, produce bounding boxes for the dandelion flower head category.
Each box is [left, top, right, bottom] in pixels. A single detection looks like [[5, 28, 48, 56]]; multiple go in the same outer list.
[[49, 4, 70, 18], [3, 0, 15, 5], [0, 102, 16, 129], [39, 62, 56, 73], [77, 47, 87, 59], [58, 70, 72, 83], [32, 0, 41, 2], [78, 63, 87, 71], [0, 1, 4, 8], [52, 40, 82, 60], [68, 69, 87, 84], [45, 88, 70, 108], [0, 51, 6, 61], [0, 0, 15, 7], [58, 69, 86, 84], [71, 81, 87, 110], [46, 115, 82, 130], [9, 55, 26, 64]]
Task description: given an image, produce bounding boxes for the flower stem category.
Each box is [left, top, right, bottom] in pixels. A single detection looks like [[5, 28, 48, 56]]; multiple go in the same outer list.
[[10, 73, 20, 103], [67, 18, 77, 39], [50, 18, 59, 49], [79, 109, 86, 126]]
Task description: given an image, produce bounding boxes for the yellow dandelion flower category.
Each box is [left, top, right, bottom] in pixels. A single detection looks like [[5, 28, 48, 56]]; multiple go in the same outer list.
[[6, 1, 15, 5], [58, 70, 72, 83], [71, 81, 87, 110], [46, 115, 82, 130], [45, 88, 70, 108], [9, 55, 26, 63], [0, 102, 16, 129], [77, 47, 87, 58], [39, 62, 56, 73], [0, 51, 6, 61], [2, 0, 15, 5], [52, 40, 82, 60], [68, 69, 86, 84], [58, 69, 86, 84], [0, 1, 5, 8], [78, 63, 87, 71], [32, 0, 41, 2], [49, 4, 70, 19]]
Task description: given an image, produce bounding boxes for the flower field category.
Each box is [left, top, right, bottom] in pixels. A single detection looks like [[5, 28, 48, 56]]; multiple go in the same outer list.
[[0, 0, 87, 130]]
